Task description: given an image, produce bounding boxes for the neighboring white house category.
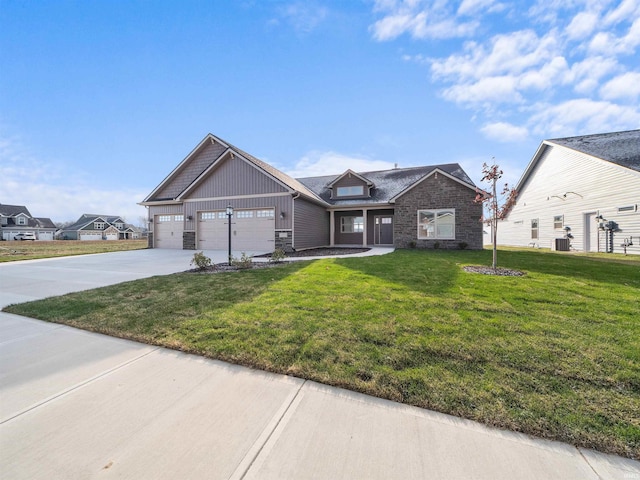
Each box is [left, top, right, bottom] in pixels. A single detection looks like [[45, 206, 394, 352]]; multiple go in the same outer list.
[[0, 204, 56, 241], [60, 214, 141, 241], [495, 129, 640, 255]]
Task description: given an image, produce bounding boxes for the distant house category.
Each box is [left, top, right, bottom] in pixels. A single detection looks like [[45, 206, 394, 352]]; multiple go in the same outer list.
[[495, 130, 640, 255], [141, 133, 483, 251], [60, 214, 141, 241], [0, 204, 56, 241]]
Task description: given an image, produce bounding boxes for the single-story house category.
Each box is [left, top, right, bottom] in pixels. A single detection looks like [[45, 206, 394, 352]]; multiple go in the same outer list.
[[141, 133, 483, 252], [495, 129, 640, 255], [0, 204, 56, 241], [60, 214, 141, 240]]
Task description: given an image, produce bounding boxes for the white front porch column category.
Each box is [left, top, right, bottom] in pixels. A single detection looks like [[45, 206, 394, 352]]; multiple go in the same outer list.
[[362, 208, 368, 247], [329, 210, 335, 246]]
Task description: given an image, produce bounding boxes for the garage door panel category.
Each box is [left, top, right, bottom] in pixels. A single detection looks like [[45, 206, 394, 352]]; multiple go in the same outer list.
[[155, 215, 183, 249], [198, 209, 274, 252]]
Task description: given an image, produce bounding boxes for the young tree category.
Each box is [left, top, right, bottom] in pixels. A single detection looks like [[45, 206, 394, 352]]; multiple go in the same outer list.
[[475, 161, 517, 270]]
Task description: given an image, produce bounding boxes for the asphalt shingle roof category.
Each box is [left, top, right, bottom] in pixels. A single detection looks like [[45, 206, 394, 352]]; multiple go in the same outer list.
[[549, 129, 640, 172], [297, 164, 475, 206]]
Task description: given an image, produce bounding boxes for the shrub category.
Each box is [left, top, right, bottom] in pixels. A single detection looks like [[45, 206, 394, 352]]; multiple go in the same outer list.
[[190, 251, 212, 270], [270, 248, 287, 263], [433, 241, 440, 249], [409, 240, 417, 249], [458, 241, 468, 250], [231, 252, 253, 269]]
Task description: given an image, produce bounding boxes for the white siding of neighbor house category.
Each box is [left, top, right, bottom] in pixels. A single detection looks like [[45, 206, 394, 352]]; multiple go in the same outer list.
[[496, 144, 640, 255]]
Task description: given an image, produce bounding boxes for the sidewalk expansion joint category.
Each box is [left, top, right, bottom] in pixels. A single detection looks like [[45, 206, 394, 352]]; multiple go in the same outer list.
[[231, 379, 307, 480], [0, 347, 160, 425]]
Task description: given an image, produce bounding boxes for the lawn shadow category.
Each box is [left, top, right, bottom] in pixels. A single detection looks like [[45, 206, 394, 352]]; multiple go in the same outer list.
[[333, 249, 469, 294], [495, 249, 640, 288]]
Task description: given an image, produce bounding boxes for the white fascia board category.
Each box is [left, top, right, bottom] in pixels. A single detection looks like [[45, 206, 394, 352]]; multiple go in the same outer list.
[[143, 133, 220, 202], [389, 168, 479, 203]]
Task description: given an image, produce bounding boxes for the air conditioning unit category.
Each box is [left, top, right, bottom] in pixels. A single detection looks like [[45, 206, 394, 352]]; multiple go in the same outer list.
[[552, 238, 570, 251]]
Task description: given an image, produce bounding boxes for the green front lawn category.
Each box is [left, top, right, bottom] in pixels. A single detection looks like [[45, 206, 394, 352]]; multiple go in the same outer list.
[[4, 249, 639, 458]]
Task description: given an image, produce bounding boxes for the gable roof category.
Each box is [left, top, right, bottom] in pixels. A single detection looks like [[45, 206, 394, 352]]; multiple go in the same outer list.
[[62, 214, 126, 232], [516, 129, 640, 193], [548, 129, 639, 172], [298, 164, 475, 206], [328, 169, 374, 188], [0, 204, 32, 218], [143, 133, 324, 205]]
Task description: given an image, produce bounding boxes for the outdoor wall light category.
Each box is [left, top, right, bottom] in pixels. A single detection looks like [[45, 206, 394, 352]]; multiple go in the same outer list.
[[279, 212, 285, 220], [187, 215, 193, 220]]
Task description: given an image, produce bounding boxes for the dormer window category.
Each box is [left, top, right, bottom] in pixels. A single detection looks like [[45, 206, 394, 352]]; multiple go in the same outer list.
[[115, 222, 124, 229], [94, 222, 105, 230], [336, 186, 364, 197], [17, 217, 26, 225]]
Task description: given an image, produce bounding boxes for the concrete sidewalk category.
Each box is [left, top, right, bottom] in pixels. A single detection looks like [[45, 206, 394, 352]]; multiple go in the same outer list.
[[1, 250, 638, 479]]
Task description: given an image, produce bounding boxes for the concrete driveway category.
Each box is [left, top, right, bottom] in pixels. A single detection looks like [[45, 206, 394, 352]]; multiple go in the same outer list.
[[1, 249, 638, 479]]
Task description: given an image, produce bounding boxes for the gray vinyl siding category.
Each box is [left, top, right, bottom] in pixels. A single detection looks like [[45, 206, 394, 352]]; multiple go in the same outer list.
[[334, 211, 363, 245], [183, 195, 293, 232], [331, 175, 370, 199], [152, 141, 227, 200], [498, 145, 640, 254], [188, 155, 289, 199], [293, 198, 329, 249]]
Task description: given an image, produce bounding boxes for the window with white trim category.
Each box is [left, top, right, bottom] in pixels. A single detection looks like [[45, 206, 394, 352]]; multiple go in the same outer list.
[[341, 216, 364, 233], [17, 216, 26, 225], [618, 205, 636, 213], [553, 215, 563, 229], [115, 222, 124, 229], [417, 209, 455, 239], [94, 222, 105, 230], [336, 186, 364, 197], [531, 219, 539, 239]]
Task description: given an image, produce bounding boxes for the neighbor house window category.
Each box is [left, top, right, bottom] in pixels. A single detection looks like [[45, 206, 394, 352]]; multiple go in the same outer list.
[[115, 222, 124, 229], [17, 217, 26, 225], [531, 219, 539, 239], [336, 186, 364, 197], [341, 216, 364, 233], [553, 215, 563, 229], [417, 209, 455, 239], [94, 222, 105, 230]]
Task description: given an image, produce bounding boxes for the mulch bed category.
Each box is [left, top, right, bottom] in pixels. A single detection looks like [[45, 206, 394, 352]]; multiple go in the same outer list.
[[463, 265, 526, 276]]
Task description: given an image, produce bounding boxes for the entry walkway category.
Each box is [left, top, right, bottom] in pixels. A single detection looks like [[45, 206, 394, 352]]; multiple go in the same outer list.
[[1, 250, 638, 479]]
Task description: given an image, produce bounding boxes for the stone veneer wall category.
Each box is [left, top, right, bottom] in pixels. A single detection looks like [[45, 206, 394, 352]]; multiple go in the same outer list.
[[147, 232, 154, 249], [394, 174, 483, 249], [274, 230, 293, 252], [183, 231, 196, 250]]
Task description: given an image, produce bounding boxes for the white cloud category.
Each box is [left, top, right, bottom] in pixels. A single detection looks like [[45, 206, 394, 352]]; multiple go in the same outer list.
[[284, 151, 396, 178], [529, 99, 640, 137], [566, 11, 599, 40], [0, 135, 147, 224], [374, 0, 640, 140], [271, 2, 328, 34], [600, 71, 640, 99], [480, 122, 529, 142]]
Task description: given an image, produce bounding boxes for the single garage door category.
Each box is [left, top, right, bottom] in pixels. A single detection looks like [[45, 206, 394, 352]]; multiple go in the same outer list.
[[198, 208, 275, 252], [154, 214, 184, 249], [38, 232, 54, 241], [80, 232, 102, 241], [105, 232, 119, 241]]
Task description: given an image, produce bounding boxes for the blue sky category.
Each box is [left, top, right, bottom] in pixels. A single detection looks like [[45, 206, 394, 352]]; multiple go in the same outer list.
[[1, 0, 639, 224]]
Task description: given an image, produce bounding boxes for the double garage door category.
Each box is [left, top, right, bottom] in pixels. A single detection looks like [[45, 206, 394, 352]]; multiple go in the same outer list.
[[154, 209, 275, 252], [198, 208, 275, 252]]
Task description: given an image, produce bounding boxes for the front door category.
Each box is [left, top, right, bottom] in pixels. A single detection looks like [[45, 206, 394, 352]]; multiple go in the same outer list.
[[374, 216, 393, 245]]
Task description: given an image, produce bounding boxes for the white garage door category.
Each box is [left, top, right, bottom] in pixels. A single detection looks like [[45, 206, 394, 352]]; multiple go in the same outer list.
[[80, 232, 102, 241], [155, 214, 183, 249], [198, 209, 275, 252], [105, 233, 119, 241], [38, 232, 54, 241]]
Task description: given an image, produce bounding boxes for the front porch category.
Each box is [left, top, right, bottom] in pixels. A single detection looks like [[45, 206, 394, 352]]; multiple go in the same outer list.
[[329, 208, 394, 247]]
